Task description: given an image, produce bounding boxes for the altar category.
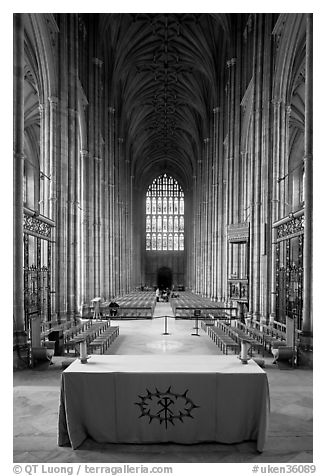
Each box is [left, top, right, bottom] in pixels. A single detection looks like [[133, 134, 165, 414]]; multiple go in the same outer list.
[[58, 355, 269, 451]]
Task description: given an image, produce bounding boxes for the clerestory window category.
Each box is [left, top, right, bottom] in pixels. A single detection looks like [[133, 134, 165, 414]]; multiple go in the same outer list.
[[146, 174, 184, 251]]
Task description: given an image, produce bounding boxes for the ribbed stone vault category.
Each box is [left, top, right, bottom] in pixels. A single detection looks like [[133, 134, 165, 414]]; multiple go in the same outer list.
[[97, 13, 234, 190]]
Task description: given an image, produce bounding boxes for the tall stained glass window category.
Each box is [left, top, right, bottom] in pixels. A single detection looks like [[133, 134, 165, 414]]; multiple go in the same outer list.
[[146, 174, 184, 251]]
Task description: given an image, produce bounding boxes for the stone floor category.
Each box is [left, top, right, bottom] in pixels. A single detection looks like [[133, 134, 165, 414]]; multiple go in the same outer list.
[[13, 304, 313, 464]]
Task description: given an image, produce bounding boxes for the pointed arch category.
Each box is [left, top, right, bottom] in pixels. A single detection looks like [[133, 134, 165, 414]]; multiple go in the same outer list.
[[145, 174, 184, 251]]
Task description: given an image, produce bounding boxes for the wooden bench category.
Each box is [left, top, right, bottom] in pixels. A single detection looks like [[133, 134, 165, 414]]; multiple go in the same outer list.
[[88, 326, 120, 354], [207, 326, 240, 355], [216, 321, 264, 356]]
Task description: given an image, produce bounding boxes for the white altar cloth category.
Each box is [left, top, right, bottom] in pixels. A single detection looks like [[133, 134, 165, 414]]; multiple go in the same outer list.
[[58, 355, 269, 451]]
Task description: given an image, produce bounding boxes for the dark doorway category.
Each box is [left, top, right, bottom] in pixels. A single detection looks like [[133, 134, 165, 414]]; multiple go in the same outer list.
[[157, 267, 172, 290]]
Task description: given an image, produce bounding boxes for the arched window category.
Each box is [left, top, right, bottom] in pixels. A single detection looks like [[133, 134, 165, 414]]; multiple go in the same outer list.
[[146, 174, 184, 251]]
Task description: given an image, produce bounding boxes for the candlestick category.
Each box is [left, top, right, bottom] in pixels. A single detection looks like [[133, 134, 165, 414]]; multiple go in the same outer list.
[[240, 339, 250, 363], [80, 341, 87, 363]]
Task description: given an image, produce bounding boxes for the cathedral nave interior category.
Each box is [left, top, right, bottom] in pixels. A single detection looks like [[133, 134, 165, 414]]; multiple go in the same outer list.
[[12, 12, 313, 465]]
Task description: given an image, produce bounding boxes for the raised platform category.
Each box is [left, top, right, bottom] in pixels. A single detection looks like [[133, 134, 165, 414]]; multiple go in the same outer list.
[[13, 315, 313, 464]]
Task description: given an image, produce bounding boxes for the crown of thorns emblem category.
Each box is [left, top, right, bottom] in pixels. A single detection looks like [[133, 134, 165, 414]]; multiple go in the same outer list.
[[134, 386, 200, 429]]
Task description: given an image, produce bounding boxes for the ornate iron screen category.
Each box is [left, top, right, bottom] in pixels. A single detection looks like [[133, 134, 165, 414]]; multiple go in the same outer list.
[[274, 212, 304, 330], [23, 209, 54, 332]]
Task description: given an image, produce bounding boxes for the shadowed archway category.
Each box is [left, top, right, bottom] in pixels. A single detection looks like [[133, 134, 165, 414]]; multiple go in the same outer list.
[[157, 267, 172, 290]]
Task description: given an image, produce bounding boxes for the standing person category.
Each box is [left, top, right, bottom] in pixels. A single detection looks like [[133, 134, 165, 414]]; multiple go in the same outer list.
[[155, 287, 160, 302], [162, 289, 167, 302], [166, 287, 171, 301]]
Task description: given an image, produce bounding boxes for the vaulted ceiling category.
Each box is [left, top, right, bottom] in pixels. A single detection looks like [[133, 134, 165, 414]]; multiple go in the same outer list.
[[97, 13, 235, 191]]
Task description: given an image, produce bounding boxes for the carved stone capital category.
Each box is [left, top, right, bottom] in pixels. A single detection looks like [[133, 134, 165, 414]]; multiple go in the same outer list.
[[48, 96, 58, 106], [80, 149, 89, 159], [15, 152, 25, 161], [92, 57, 103, 67], [68, 107, 78, 117], [67, 199, 79, 207], [271, 98, 282, 107], [303, 153, 313, 163], [227, 58, 237, 68]]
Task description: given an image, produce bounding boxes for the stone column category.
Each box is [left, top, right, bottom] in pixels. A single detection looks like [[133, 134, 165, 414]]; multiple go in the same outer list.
[[196, 170, 200, 294], [130, 173, 135, 290], [203, 138, 210, 296], [80, 149, 89, 305], [227, 58, 237, 225], [208, 135, 214, 299], [114, 136, 121, 296], [92, 57, 103, 297], [211, 108, 219, 300], [54, 15, 68, 321], [270, 99, 281, 323], [284, 105, 292, 215], [269, 226, 277, 326], [67, 105, 78, 321], [246, 31, 256, 320], [192, 174, 197, 292], [66, 15, 79, 320], [222, 176, 228, 302], [48, 97, 58, 221], [125, 158, 131, 293], [103, 76, 110, 300], [103, 148, 109, 301], [251, 15, 263, 322], [84, 152, 94, 302], [197, 155, 203, 294], [117, 138, 125, 295], [233, 41, 241, 225], [13, 14, 27, 360], [48, 96, 58, 318], [39, 102, 50, 217], [99, 147, 107, 299], [260, 14, 273, 324], [94, 155, 102, 296], [124, 158, 129, 294], [240, 151, 249, 222], [276, 101, 289, 219], [108, 107, 116, 298], [301, 13, 313, 344], [216, 139, 225, 302]]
